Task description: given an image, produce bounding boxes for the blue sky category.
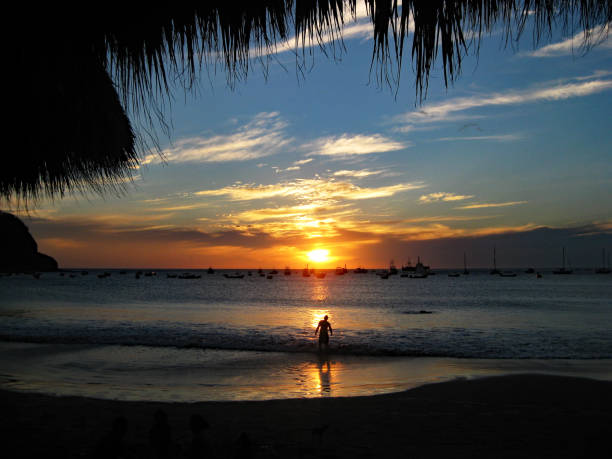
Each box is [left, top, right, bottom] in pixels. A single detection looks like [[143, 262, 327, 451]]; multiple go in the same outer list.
[[15, 12, 612, 269]]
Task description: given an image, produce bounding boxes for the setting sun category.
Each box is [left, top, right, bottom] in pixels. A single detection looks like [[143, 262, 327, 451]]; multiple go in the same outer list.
[[307, 249, 330, 263]]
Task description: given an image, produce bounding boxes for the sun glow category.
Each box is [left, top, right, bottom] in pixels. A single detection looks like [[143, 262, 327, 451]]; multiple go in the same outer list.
[[307, 249, 330, 263]]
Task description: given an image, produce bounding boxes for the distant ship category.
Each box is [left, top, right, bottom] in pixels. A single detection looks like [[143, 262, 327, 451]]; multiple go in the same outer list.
[[389, 260, 398, 275], [595, 248, 611, 274], [354, 266, 368, 274], [302, 264, 310, 277], [410, 257, 429, 278], [552, 247, 573, 274], [401, 258, 415, 272], [207, 267, 215, 274], [284, 266, 292, 275]]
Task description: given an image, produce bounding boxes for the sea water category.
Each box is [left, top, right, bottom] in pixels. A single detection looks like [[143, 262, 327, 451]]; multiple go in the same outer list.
[[1, 269, 611, 401]]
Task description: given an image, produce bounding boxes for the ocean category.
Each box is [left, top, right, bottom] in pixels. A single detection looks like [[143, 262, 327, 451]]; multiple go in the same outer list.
[[1, 269, 611, 401]]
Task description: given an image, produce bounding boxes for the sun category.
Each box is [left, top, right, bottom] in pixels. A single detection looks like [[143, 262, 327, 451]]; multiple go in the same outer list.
[[307, 249, 330, 263]]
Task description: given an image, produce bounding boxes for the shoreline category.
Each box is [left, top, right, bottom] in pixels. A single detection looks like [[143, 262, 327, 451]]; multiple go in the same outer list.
[[3, 373, 611, 458]]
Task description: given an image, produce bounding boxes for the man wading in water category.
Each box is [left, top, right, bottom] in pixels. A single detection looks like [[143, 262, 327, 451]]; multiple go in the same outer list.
[[315, 315, 333, 351]]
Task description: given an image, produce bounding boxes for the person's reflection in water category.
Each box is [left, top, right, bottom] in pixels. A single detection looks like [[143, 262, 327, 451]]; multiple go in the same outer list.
[[317, 354, 332, 395]]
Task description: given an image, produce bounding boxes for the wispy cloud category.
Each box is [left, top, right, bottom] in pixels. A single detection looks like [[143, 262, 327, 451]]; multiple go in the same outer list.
[[305, 134, 409, 157], [434, 134, 523, 142], [195, 178, 425, 202], [456, 201, 528, 210], [333, 169, 385, 178], [293, 158, 313, 166], [393, 77, 612, 131], [143, 112, 293, 164], [525, 24, 612, 57], [419, 192, 474, 203]]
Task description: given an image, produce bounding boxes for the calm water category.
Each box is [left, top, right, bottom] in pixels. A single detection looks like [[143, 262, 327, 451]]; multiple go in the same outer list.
[[1, 269, 611, 400]]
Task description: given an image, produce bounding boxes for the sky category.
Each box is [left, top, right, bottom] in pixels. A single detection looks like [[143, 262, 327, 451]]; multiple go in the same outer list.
[[11, 9, 612, 269]]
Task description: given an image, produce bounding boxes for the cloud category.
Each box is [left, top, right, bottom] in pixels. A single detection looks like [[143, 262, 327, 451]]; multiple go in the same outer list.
[[419, 192, 474, 203], [142, 112, 293, 164], [195, 178, 425, 202], [333, 169, 385, 178], [526, 24, 612, 57], [393, 77, 612, 130], [456, 201, 528, 210], [305, 134, 409, 156], [293, 158, 313, 166], [434, 134, 523, 142]]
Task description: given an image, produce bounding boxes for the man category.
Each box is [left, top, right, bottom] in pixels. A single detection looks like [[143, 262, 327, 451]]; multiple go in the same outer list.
[[315, 315, 333, 350]]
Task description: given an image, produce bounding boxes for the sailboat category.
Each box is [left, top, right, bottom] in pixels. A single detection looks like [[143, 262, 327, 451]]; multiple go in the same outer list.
[[302, 264, 310, 277], [389, 260, 398, 275], [595, 248, 611, 274], [552, 247, 573, 274], [490, 247, 500, 275], [463, 252, 469, 275]]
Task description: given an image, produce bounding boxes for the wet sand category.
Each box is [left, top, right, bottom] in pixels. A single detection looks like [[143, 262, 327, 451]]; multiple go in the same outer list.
[[2, 373, 611, 458]]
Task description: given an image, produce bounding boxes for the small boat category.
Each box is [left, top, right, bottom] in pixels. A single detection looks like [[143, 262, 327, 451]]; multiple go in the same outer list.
[[537, 272, 543, 278], [335, 266, 345, 275], [389, 260, 398, 275], [81, 270, 89, 276], [97, 272, 109, 279], [144, 271, 156, 277], [409, 273, 428, 279], [595, 248, 611, 274], [316, 272, 326, 278], [284, 266, 291, 275], [499, 271, 517, 277], [379, 272, 389, 279], [207, 267, 215, 274], [223, 273, 244, 279], [179, 273, 202, 279], [266, 274, 274, 279], [354, 266, 368, 273], [166, 274, 177, 278], [525, 267, 535, 274], [302, 264, 310, 277], [552, 247, 573, 274], [269, 269, 278, 275]]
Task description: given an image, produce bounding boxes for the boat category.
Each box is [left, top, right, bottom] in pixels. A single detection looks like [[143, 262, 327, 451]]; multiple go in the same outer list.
[[144, 271, 156, 277], [166, 273, 177, 278], [354, 266, 368, 273], [463, 252, 469, 275], [302, 264, 310, 277], [499, 271, 517, 277], [413, 256, 430, 277], [223, 273, 244, 279], [490, 247, 500, 275], [401, 259, 415, 272], [525, 267, 535, 274], [448, 273, 460, 277], [552, 247, 573, 274], [379, 271, 389, 279], [595, 248, 611, 274], [269, 268, 278, 275], [316, 272, 326, 278], [284, 266, 291, 275], [207, 267, 215, 274], [389, 260, 398, 275], [81, 270, 89, 275], [335, 266, 345, 275], [266, 274, 274, 279], [179, 273, 202, 279], [537, 272, 543, 278]]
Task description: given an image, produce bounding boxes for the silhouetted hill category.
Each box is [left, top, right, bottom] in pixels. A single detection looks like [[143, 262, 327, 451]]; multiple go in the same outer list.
[[0, 211, 58, 272]]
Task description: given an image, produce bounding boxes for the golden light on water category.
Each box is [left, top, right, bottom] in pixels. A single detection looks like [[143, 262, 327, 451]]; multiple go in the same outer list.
[[307, 249, 330, 263]]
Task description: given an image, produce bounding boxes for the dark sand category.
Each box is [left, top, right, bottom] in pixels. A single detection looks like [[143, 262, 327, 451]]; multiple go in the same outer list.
[[2, 374, 611, 458]]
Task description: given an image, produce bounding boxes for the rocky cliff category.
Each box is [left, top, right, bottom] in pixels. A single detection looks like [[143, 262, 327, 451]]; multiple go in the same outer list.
[[0, 211, 58, 272]]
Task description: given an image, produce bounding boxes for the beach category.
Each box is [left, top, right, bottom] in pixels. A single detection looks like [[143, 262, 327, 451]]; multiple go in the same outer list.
[[3, 373, 611, 458]]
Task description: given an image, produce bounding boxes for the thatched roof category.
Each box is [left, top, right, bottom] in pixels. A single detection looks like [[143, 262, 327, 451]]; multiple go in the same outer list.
[[4, 1, 610, 202]]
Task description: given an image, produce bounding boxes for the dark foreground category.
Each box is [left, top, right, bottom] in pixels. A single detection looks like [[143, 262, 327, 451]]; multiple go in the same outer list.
[[2, 374, 611, 458]]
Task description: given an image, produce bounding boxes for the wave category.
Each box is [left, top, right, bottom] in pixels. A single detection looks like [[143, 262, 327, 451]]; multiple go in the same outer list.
[[1, 321, 611, 359]]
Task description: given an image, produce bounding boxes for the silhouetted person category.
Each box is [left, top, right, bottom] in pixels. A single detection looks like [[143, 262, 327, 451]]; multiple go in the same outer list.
[[94, 416, 128, 459], [149, 409, 173, 459], [234, 432, 253, 459], [188, 414, 210, 459], [315, 315, 333, 351]]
